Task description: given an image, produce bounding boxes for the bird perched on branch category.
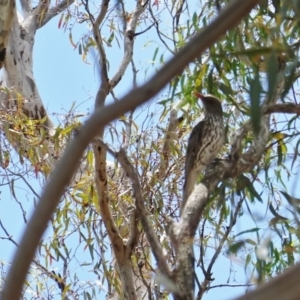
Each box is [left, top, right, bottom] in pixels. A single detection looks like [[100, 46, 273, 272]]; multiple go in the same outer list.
[[181, 92, 224, 214]]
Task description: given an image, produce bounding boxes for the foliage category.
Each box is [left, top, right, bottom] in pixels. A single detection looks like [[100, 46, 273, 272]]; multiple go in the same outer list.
[[2, 0, 300, 299]]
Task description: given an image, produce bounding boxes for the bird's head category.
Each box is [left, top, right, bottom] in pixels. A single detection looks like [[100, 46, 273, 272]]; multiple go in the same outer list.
[[194, 92, 223, 116]]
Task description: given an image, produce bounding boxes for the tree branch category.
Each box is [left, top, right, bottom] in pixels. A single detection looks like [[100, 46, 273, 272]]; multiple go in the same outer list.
[[264, 103, 300, 115], [236, 262, 300, 300], [38, 0, 75, 28], [1, 1, 261, 298]]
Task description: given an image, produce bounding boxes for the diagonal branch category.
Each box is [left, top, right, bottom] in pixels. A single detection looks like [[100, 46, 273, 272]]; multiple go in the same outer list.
[[1, 1, 261, 298]]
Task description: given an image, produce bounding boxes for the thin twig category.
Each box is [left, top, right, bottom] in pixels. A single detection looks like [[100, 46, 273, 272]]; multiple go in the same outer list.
[[135, 21, 157, 37], [6, 169, 40, 199], [209, 283, 254, 289], [148, 4, 176, 55]]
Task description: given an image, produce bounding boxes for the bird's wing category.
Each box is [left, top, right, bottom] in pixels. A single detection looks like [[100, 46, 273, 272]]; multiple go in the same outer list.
[[184, 120, 206, 177]]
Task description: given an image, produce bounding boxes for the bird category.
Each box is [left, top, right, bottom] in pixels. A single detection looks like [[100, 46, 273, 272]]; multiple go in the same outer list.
[[181, 92, 224, 214]]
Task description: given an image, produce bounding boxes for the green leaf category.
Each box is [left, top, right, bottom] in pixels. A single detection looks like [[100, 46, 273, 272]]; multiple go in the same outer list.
[[107, 32, 114, 45], [269, 203, 288, 221], [266, 52, 279, 103], [237, 174, 263, 202], [277, 143, 283, 165], [249, 74, 262, 136], [227, 241, 245, 254], [280, 190, 300, 208], [245, 253, 251, 270], [218, 82, 232, 96], [245, 239, 257, 246], [234, 227, 260, 238], [192, 12, 199, 30], [291, 138, 300, 170], [152, 47, 159, 64], [195, 64, 208, 90]]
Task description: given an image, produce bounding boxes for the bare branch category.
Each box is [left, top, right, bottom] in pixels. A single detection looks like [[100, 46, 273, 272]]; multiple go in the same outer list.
[[0, 219, 19, 247], [38, 0, 75, 28], [209, 283, 254, 290], [6, 169, 40, 200], [135, 21, 157, 37], [1, 1, 261, 298], [264, 103, 300, 115], [0, 219, 62, 291]]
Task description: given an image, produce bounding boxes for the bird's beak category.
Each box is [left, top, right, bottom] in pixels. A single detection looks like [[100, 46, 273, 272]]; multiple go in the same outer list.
[[193, 92, 205, 100]]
